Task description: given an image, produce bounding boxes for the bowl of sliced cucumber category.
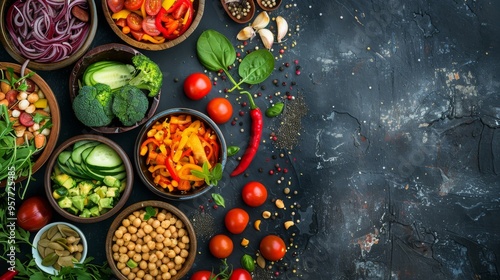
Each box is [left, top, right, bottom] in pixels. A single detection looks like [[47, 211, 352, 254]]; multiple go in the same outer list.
[[44, 134, 133, 223]]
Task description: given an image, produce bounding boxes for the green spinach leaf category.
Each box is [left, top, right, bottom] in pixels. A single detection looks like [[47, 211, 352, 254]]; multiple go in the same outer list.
[[196, 30, 236, 72], [238, 49, 275, 85]]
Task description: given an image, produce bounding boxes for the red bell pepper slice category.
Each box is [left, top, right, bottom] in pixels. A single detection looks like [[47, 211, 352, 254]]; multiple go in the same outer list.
[[155, 7, 170, 37], [165, 156, 181, 182]]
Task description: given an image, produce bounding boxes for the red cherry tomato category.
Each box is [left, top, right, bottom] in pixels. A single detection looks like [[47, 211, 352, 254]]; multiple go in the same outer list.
[[224, 208, 249, 234], [16, 196, 52, 232], [229, 268, 252, 280], [126, 12, 143, 31], [142, 16, 161, 36], [107, 0, 124, 13], [5, 90, 17, 106], [259, 235, 286, 261], [241, 181, 267, 207], [206, 97, 233, 124], [209, 234, 233, 259], [190, 270, 219, 280], [145, 0, 162, 15], [124, 0, 144, 11], [183, 73, 212, 100]]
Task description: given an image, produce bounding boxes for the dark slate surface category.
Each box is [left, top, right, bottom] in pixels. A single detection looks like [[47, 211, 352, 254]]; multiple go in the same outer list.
[[1, 0, 499, 279]]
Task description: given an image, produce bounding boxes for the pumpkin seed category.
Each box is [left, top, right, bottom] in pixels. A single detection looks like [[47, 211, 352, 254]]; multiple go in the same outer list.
[[38, 239, 50, 247], [41, 252, 58, 267], [57, 256, 75, 267], [55, 249, 70, 257], [48, 242, 65, 251], [50, 232, 63, 241], [46, 226, 59, 239]]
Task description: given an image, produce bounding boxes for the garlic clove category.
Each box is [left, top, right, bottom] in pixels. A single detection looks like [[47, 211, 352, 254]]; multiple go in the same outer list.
[[252, 11, 270, 31], [237, 26, 256, 41], [276, 16, 288, 43], [258, 28, 274, 50]]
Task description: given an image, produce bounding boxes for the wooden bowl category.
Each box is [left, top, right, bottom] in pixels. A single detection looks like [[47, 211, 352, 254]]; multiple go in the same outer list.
[[0, 0, 97, 70], [68, 43, 161, 134], [0, 62, 60, 187], [256, 0, 282, 11], [220, 0, 256, 24], [44, 134, 133, 223], [106, 200, 197, 280], [134, 108, 227, 200], [102, 0, 205, 50]]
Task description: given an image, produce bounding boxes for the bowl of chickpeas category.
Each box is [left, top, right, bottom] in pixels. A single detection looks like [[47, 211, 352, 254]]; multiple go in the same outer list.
[[106, 200, 196, 280]]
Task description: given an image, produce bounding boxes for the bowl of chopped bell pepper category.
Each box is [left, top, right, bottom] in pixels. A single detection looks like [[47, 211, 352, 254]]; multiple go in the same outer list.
[[134, 108, 227, 200], [102, 0, 205, 51]]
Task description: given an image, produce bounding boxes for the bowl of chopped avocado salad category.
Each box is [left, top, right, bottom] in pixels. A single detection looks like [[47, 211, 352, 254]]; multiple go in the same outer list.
[[44, 134, 133, 223], [68, 43, 162, 134]]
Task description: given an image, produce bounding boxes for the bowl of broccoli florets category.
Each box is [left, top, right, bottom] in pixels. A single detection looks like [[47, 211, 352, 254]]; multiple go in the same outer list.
[[69, 43, 162, 133]]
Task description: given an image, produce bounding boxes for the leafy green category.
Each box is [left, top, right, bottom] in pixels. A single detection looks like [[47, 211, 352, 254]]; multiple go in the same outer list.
[[0, 66, 34, 91], [191, 162, 223, 186], [227, 146, 240, 157], [240, 254, 255, 272], [237, 49, 275, 85], [211, 193, 225, 208], [143, 206, 157, 220], [265, 102, 284, 117], [196, 30, 236, 72]]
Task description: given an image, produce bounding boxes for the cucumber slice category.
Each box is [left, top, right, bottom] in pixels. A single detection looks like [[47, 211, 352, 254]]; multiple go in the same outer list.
[[86, 163, 125, 175], [85, 143, 123, 170], [71, 142, 99, 164], [57, 151, 72, 165]]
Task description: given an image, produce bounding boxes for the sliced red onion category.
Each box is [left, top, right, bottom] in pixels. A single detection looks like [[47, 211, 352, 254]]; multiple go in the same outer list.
[[6, 0, 91, 63]]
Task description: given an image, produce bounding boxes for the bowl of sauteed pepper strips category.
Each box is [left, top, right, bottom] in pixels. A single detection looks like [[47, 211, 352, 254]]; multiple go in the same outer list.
[[0, 62, 60, 194], [134, 108, 227, 200], [103, 0, 204, 50]]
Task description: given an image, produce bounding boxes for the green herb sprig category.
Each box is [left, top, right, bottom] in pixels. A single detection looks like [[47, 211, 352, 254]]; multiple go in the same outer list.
[[191, 162, 223, 186]]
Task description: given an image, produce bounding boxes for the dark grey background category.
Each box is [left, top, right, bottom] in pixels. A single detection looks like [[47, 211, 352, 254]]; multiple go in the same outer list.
[[1, 0, 499, 279]]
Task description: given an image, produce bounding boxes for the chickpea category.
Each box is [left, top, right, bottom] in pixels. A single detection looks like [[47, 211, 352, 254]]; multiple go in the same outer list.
[[155, 242, 164, 251], [150, 268, 159, 277], [139, 260, 148, 270], [155, 234, 165, 243], [119, 226, 127, 233], [121, 266, 131, 276], [127, 272, 135, 280], [115, 230, 124, 239], [163, 230, 172, 239], [160, 264, 169, 273], [168, 226, 176, 234], [156, 259, 162, 268], [161, 220, 170, 228], [27, 92, 39, 103], [170, 239, 178, 248], [135, 244, 142, 253], [133, 211, 141, 217], [178, 228, 186, 237], [142, 245, 150, 253], [148, 262, 156, 271], [174, 264, 182, 271], [161, 272, 171, 280], [163, 238, 172, 247], [137, 229, 145, 238], [132, 267, 139, 273], [113, 252, 120, 261], [128, 226, 138, 234], [127, 242, 135, 251], [157, 212, 166, 221], [144, 224, 153, 234], [175, 220, 184, 228], [112, 244, 120, 252], [119, 246, 128, 254], [174, 256, 183, 265], [121, 218, 130, 227], [180, 249, 189, 258], [119, 254, 129, 263], [155, 251, 164, 260], [132, 217, 142, 228], [144, 235, 152, 243], [117, 261, 126, 270], [133, 253, 142, 263], [147, 240, 156, 250], [150, 231, 158, 239], [144, 274, 153, 280], [173, 246, 180, 255], [156, 226, 165, 235], [123, 233, 132, 242], [181, 235, 190, 244], [142, 252, 150, 261], [170, 269, 178, 276], [137, 270, 145, 278], [130, 234, 138, 242], [166, 261, 175, 269], [149, 254, 158, 264], [127, 250, 135, 258], [178, 242, 186, 249], [167, 250, 175, 259]]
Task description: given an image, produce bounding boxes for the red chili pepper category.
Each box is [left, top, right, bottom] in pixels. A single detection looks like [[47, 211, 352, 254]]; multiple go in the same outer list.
[[230, 91, 263, 176], [0, 270, 19, 280], [166, 156, 181, 182]]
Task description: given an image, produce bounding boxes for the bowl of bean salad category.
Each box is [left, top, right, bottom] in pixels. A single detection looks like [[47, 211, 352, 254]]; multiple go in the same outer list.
[[0, 62, 60, 191], [106, 200, 197, 280]]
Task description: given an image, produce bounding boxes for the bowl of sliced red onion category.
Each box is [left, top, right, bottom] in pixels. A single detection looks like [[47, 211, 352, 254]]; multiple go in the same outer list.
[[0, 0, 97, 71]]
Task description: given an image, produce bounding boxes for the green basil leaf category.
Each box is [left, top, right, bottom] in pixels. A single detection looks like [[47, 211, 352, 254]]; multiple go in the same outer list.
[[212, 193, 225, 208], [196, 30, 236, 72], [241, 254, 255, 272], [238, 49, 275, 85], [227, 146, 240, 156], [265, 102, 284, 118], [144, 206, 156, 220]]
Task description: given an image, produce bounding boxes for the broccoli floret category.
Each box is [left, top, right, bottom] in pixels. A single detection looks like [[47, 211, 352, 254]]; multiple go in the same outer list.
[[112, 85, 149, 126], [93, 83, 114, 118], [72, 85, 114, 127], [128, 54, 162, 97]]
